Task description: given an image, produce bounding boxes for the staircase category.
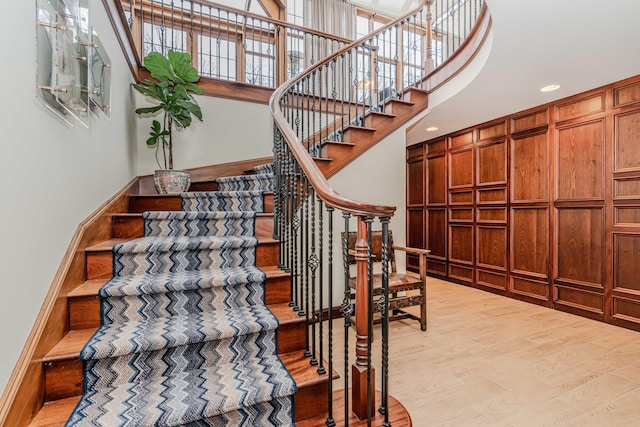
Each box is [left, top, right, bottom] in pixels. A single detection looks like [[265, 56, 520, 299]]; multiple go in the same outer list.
[[28, 171, 333, 426]]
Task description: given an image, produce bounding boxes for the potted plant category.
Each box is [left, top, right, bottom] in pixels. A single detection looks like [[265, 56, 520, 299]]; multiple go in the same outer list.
[[132, 50, 203, 194]]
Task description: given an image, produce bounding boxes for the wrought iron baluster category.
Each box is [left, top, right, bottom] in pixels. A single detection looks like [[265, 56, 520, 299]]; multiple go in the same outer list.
[[309, 188, 318, 365], [325, 205, 335, 427], [317, 197, 326, 374], [379, 217, 391, 426]]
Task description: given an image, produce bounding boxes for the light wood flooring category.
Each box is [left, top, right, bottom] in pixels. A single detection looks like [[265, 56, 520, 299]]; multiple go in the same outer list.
[[328, 277, 640, 426]]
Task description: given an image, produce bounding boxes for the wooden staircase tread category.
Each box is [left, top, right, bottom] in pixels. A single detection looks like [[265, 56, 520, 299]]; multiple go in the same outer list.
[[44, 329, 97, 361], [86, 237, 277, 253], [280, 351, 338, 386], [388, 98, 415, 106], [269, 303, 306, 325], [28, 396, 80, 427], [69, 268, 287, 299], [344, 125, 376, 132], [84, 238, 129, 252], [322, 140, 356, 146], [67, 279, 108, 297], [112, 212, 141, 217], [366, 111, 397, 118], [405, 86, 429, 94]]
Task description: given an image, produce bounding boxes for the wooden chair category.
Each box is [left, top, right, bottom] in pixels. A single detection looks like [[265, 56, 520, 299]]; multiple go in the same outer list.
[[344, 230, 429, 331]]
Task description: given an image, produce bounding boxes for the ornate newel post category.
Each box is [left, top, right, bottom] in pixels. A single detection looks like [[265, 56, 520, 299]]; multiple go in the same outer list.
[[352, 216, 374, 419]]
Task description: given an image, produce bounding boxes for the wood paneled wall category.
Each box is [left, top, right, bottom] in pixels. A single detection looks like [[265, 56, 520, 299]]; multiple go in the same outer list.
[[407, 75, 640, 331]]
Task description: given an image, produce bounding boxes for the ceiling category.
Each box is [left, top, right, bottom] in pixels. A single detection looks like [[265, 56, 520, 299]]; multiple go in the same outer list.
[[400, 0, 640, 144]]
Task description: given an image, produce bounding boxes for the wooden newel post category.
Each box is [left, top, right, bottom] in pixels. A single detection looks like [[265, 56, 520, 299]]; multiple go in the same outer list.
[[352, 216, 375, 419]]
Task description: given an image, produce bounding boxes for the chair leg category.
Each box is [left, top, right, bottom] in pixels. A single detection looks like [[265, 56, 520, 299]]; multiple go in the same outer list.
[[420, 288, 427, 331]]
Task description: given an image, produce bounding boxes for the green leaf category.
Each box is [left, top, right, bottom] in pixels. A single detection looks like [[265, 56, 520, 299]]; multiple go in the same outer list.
[[183, 82, 203, 95], [135, 105, 163, 115], [144, 52, 175, 81], [146, 136, 158, 146], [177, 100, 203, 121], [168, 50, 200, 83]]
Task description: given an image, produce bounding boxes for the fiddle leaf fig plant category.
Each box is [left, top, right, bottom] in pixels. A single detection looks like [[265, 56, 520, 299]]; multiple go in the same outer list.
[[132, 50, 203, 170]]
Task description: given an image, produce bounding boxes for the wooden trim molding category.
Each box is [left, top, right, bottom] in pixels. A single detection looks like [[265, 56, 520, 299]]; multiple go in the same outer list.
[[0, 179, 138, 427]]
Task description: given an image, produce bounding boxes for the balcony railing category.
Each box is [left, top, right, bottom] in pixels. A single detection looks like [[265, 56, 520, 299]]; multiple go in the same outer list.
[[119, 0, 352, 89]]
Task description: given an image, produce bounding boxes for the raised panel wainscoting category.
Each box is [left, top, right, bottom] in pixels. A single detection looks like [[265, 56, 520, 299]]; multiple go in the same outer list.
[[407, 74, 640, 331]]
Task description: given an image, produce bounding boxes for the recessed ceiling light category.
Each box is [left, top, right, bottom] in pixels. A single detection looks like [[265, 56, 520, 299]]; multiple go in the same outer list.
[[426, 126, 438, 132], [540, 84, 560, 92]]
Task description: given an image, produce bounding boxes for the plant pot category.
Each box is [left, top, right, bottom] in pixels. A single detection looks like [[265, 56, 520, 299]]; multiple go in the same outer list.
[[153, 169, 191, 194]]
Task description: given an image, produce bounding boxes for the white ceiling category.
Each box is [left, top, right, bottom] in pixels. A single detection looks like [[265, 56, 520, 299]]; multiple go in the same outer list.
[[405, 0, 640, 144]]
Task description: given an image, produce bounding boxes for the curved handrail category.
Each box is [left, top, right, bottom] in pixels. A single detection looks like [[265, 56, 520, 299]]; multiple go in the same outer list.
[[270, 1, 431, 218]]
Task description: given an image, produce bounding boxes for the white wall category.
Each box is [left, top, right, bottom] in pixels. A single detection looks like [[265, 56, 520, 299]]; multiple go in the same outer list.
[[135, 94, 274, 175], [0, 0, 137, 392]]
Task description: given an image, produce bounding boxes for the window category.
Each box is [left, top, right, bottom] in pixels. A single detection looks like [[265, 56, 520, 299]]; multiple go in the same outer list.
[[143, 23, 187, 57], [198, 34, 237, 81], [245, 37, 275, 87], [287, 0, 304, 26]]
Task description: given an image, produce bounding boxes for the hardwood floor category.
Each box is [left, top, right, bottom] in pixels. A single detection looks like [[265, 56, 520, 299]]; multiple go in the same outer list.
[[329, 277, 640, 426]]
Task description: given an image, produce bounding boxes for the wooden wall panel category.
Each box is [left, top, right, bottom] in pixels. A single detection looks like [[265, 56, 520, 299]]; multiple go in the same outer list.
[[407, 161, 424, 205], [614, 234, 640, 292], [512, 109, 548, 133], [555, 285, 604, 315], [477, 269, 507, 291], [556, 208, 603, 287], [511, 277, 549, 302], [555, 93, 605, 121], [477, 121, 506, 141], [615, 178, 640, 199], [427, 209, 447, 259], [449, 149, 473, 188], [511, 133, 548, 203], [477, 188, 506, 204], [476, 226, 506, 270], [614, 81, 640, 107], [449, 224, 473, 264], [511, 208, 548, 278], [615, 207, 640, 226], [428, 156, 446, 204], [557, 120, 605, 200], [614, 111, 640, 172], [477, 141, 506, 186], [450, 131, 473, 149]]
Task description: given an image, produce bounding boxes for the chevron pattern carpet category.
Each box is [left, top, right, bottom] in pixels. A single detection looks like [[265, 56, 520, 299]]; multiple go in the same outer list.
[[67, 172, 297, 426]]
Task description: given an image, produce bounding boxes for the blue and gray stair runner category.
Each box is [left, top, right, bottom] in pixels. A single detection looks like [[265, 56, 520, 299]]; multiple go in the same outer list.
[[67, 171, 298, 426]]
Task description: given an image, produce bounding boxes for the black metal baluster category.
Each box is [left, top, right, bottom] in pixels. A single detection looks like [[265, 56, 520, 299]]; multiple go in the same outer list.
[[309, 188, 318, 366], [379, 217, 391, 426], [325, 205, 336, 427], [317, 196, 326, 375]]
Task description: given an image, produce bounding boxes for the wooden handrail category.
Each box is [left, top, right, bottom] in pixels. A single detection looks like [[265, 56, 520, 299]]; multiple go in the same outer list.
[[270, 2, 430, 218]]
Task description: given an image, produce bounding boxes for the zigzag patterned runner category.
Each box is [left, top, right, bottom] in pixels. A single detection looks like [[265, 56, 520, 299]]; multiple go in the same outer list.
[[181, 190, 265, 212], [215, 173, 274, 192], [68, 172, 296, 426]]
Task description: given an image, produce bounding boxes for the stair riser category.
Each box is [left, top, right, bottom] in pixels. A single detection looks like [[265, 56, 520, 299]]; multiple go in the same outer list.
[[43, 323, 307, 401], [402, 88, 428, 104], [129, 194, 274, 214], [385, 101, 415, 116], [85, 241, 280, 280], [69, 274, 292, 330], [322, 143, 355, 159], [342, 128, 376, 144], [113, 215, 274, 239], [294, 382, 329, 422], [363, 113, 394, 129]]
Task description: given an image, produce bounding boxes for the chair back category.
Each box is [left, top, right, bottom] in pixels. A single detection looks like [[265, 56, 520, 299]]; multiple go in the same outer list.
[[344, 230, 397, 273]]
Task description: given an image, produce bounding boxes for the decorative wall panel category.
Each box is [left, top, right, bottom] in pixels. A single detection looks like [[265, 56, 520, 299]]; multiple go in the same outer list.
[[511, 132, 549, 203], [557, 120, 605, 201]]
